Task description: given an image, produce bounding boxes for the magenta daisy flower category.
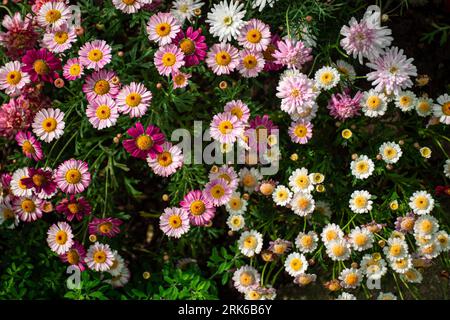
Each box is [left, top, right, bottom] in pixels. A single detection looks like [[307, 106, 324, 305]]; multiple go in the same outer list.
[[89, 217, 122, 238], [55, 159, 91, 194], [20, 167, 56, 196], [272, 38, 312, 69], [15, 131, 44, 161], [263, 34, 283, 71], [327, 90, 363, 120], [0, 12, 39, 59], [0, 97, 33, 138], [82, 70, 120, 103], [86, 95, 119, 130], [180, 190, 216, 226], [172, 71, 191, 89], [63, 58, 84, 81], [147, 142, 183, 177], [60, 241, 86, 271], [206, 43, 239, 75], [12, 195, 43, 222], [208, 165, 239, 191], [276, 73, 317, 115], [249, 114, 277, 135], [146, 12, 181, 46], [203, 178, 232, 207], [123, 122, 165, 159], [42, 23, 77, 53], [47, 221, 74, 255], [21, 48, 61, 83], [237, 49, 265, 78], [112, 0, 143, 13], [79, 40, 112, 71], [85, 242, 114, 272], [0, 61, 30, 95], [288, 120, 313, 144], [159, 207, 190, 238], [210, 112, 244, 144], [56, 195, 91, 222], [116, 82, 152, 118], [154, 44, 185, 76], [238, 19, 271, 52], [366, 47, 417, 95], [224, 100, 250, 124], [174, 27, 207, 67]]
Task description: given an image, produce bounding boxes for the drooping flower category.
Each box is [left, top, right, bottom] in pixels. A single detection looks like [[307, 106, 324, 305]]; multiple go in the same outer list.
[[82, 70, 120, 103], [32, 108, 65, 143], [276, 73, 317, 116], [210, 112, 244, 144], [55, 159, 91, 194], [272, 38, 313, 69], [0, 196, 19, 229], [86, 95, 119, 130], [269, 239, 292, 255], [174, 27, 207, 67], [238, 19, 271, 52], [123, 122, 165, 159], [47, 221, 74, 255], [21, 48, 61, 83], [60, 241, 86, 271], [0, 61, 30, 95], [327, 90, 363, 120], [85, 242, 114, 272], [180, 190, 216, 226], [79, 40, 112, 71], [56, 195, 91, 222], [147, 142, 184, 177], [154, 44, 185, 76], [89, 217, 122, 238], [146, 12, 181, 46], [206, 42, 239, 75], [63, 58, 84, 81], [116, 82, 152, 118], [159, 207, 190, 238], [206, 0, 246, 43], [15, 131, 44, 161]]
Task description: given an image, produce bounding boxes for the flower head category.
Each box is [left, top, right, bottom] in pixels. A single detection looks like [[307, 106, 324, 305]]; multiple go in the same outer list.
[[56, 195, 91, 222], [206, 0, 246, 42], [55, 159, 91, 194], [174, 27, 207, 67], [47, 221, 74, 255], [89, 217, 122, 238], [180, 190, 216, 226], [147, 142, 184, 177], [79, 40, 112, 71], [21, 48, 61, 83], [206, 42, 239, 75], [327, 90, 363, 120], [117, 82, 152, 118], [159, 207, 190, 238], [154, 44, 185, 76], [0, 61, 30, 95], [15, 131, 43, 161], [32, 108, 65, 143], [123, 122, 165, 159], [85, 242, 114, 272], [147, 12, 181, 46]]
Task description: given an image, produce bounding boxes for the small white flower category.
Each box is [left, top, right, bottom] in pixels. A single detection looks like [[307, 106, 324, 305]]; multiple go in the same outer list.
[[379, 141, 402, 164], [349, 226, 374, 251], [383, 237, 409, 261], [171, 0, 204, 23], [232, 265, 260, 293], [401, 268, 423, 284], [321, 223, 344, 244], [360, 254, 387, 280], [350, 155, 374, 180], [415, 97, 433, 117], [288, 168, 314, 193], [239, 167, 262, 193], [290, 192, 315, 217], [443, 159, 450, 178], [295, 231, 318, 253], [361, 89, 388, 117], [226, 214, 245, 231], [409, 190, 434, 215], [225, 192, 247, 215], [272, 185, 293, 206], [349, 190, 373, 214], [206, 0, 246, 42], [238, 230, 263, 257], [433, 93, 450, 125], [377, 292, 397, 300], [413, 214, 439, 237], [395, 90, 417, 112], [336, 292, 357, 300], [284, 252, 308, 277], [314, 66, 340, 90], [436, 230, 450, 252], [339, 268, 362, 289], [326, 239, 351, 261]]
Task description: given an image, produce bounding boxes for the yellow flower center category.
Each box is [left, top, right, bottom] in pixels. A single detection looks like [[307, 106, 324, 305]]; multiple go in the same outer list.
[[290, 258, 303, 271], [54, 31, 68, 44], [69, 64, 81, 76], [437, 234, 448, 245], [22, 141, 35, 154], [168, 215, 182, 228], [242, 174, 256, 187], [93, 80, 110, 95], [55, 230, 68, 245], [42, 117, 57, 132], [356, 161, 368, 173], [218, 120, 233, 134], [45, 9, 62, 23], [122, 0, 136, 4], [223, 16, 233, 26], [174, 74, 187, 86], [295, 175, 309, 189], [325, 230, 338, 242], [394, 259, 408, 269], [300, 235, 313, 248], [162, 52, 176, 67], [18, 176, 28, 189], [331, 244, 345, 257], [231, 216, 241, 227], [95, 105, 111, 120], [246, 29, 262, 44], [414, 196, 429, 210], [215, 51, 231, 66], [32, 174, 45, 187], [229, 106, 243, 119], [239, 272, 254, 286], [67, 203, 79, 214], [94, 251, 107, 263], [297, 197, 310, 210], [66, 249, 80, 264], [135, 134, 153, 151], [3, 208, 14, 220], [6, 71, 21, 85], [21, 199, 35, 213], [290, 89, 300, 98], [276, 190, 287, 201], [354, 234, 368, 246], [384, 147, 396, 158], [218, 173, 232, 184], [99, 222, 112, 234], [367, 96, 381, 109], [320, 72, 334, 85], [442, 102, 450, 116], [345, 273, 358, 286], [419, 220, 432, 233], [210, 184, 225, 199], [389, 244, 402, 257], [399, 96, 411, 107], [155, 22, 171, 37], [179, 38, 195, 55], [33, 59, 49, 75], [65, 169, 82, 184], [125, 93, 142, 107], [190, 200, 205, 216], [157, 151, 173, 167], [88, 49, 104, 62], [294, 125, 308, 138], [229, 198, 242, 210], [417, 101, 430, 113], [354, 195, 367, 208], [243, 235, 256, 249], [243, 55, 257, 69]]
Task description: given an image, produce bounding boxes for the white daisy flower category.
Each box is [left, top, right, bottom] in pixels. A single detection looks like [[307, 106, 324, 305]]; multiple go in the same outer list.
[[339, 268, 362, 289], [238, 230, 263, 257], [226, 214, 245, 231], [361, 89, 388, 117], [383, 237, 409, 261], [336, 292, 357, 300], [326, 239, 351, 261], [10, 168, 32, 197], [288, 167, 314, 193], [395, 90, 417, 112], [377, 292, 397, 300], [32, 108, 65, 143], [171, 0, 204, 23], [112, 0, 143, 14], [415, 97, 433, 117], [350, 155, 374, 180], [417, 241, 441, 259], [37, 1, 71, 28], [290, 192, 315, 217], [401, 268, 423, 284], [390, 255, 412, 274], [436, 230, 450, 252], [251, 0, 278, 11], [239, 167, 262, 193], [232, 265, 260, 293], [349, 190, 373, 214], [349, 226, 374, 251], [321, 223, 344, 244], [443, 159, 450, 178], [284, 252, 308, 277], [314, 66, 340, 90], [206, 0, 246, 42], [379, 141, 402, 164], [295, 231, 318, 253], [105, 265, 130, 288], [360, 254, 387, 279], [272, 185, 293, 206], [225, 191, 247, 215], [414, 233, 436, 247], [46, 221, 74, 255], [413, 214, 439, 237], [433, 93, 450, 125], [0, 61, 30, 95], [409, 190, 434, 215]]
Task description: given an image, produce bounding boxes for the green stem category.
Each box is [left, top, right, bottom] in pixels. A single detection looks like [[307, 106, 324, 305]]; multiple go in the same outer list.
[[260, 262, 268, 286]]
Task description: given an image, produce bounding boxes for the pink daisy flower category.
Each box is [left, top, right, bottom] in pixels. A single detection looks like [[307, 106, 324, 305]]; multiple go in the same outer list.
[[86, 95, 119, 130], [237, 49, 265, 78], [327, 90, 363, 120], [146, 12, 181, 46], [37, 1, 71, 29], [32, 108, 65, 143], [238, 19, 271, 52], [0, 61, 30, 95], [47, 221, 74, 255], [42, 23, 77, 53], [82, 70, 120, 103], [20, 167, 56, 196], [210, 112, 244, 144], [273, 38, 312, 69], [276, 73, 317, 115], [55, 159, 91, 194], [21, 48, 61, 83], [147, 142, 184, 177], [63, 58, 84, 81], [15, 131, 44, 161], [116, 82, 152, 118], [89, 217, 122, 238], [206, 43, 239, 75], [172, 71, 191, 89], [0, 12, 39, 59], [0, 97, 33, 138], [85, 242, 114, 272], [263, 34, 283, 71], [159, 207, 190, 238], [208, 165, 239, 191], [79, 40, 112, 71], [224, 100, 250, 124], [56, 195, 91, 222], [180, 190, 216, 226], [174, 27, 208, 67], [12, 195, 43, 222], [112, 0, 143, 14], [288, 120, 313, 144], [123, 122, 165, 159], [60, 241, 86, 271], [366, 47, 417, 96], [203, 178, 232, 207], [154, 44, 185, 76]]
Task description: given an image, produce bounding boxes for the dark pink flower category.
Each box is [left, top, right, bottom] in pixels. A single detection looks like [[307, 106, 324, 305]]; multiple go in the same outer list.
[[88, 217, 122, 238], [20, 167, 56, 196], [21, 48, 61, 83], [327, 90, 363, 120], [59, 241, 86, 271], [56, 195, 92, 222], [174, 27, 208, 67], [263, 34, 283, 72], [123, 122, 165, 159], [15, 131, 44, 161]]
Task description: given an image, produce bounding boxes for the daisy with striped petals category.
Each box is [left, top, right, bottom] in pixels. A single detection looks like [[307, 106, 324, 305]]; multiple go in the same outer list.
[[37, 1, 71, 29], [123, 122, 166, 159], [42, 23, 77, 53], [288, 120, 313, 144], [224, 100, 250, 124], [180, 190, 216, 226], [146, 12, 181, 46], [47, 221, 74, 255], [86, 96, 119, 130], [113, 0, 143, 14], [63, 58, 84, 81], [79, 40, 112, 71], [238, 19, 271, 52], [154, 44, 185, 76], [159, 207, 190, 238], [12, 195, 43, 222], [55, 159, 91, 194], [0, 61, 30, 95], [85, 242, 114, 272], [21, 48, 61, 83], [210, 112, 244, 144], [82, 70, 120, 103], [56, 195, 91, 222], [237, 49, 265, 78], [15, 131, 44, 161], [147, 142, 184, 177], [10, 168, 32, 197], [206, 42, 239, 75], [32, 108, 65, 143], [204, 178, 232, 207], [117, 82, 152, 118]]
